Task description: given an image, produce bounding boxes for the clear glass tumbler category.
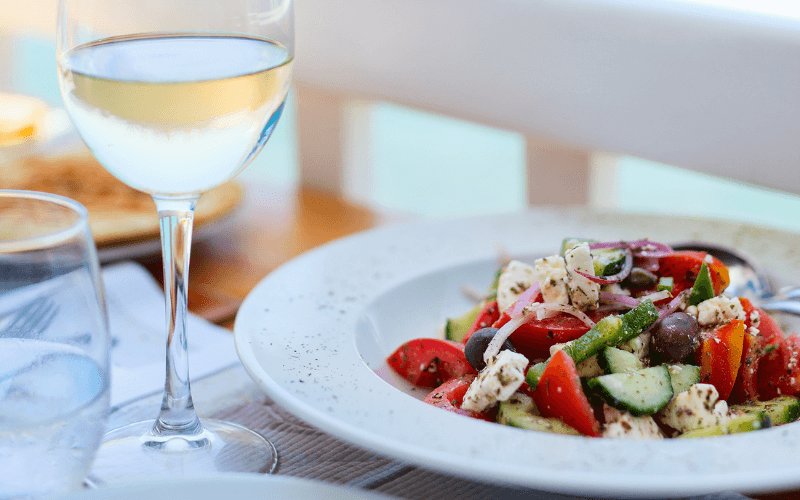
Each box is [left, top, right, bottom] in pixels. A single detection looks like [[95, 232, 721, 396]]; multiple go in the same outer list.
[[0, 190, 110, 499]]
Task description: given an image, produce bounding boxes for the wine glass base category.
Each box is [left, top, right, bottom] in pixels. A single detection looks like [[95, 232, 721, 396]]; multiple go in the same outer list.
[[86, 418, 277, 485]]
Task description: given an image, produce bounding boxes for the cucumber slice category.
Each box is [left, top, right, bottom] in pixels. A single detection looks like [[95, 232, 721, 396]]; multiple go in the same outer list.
[[668, 364, 701, 395], [446, 266, 504, 342], [586, 365, 674, 416], [527, 300, 659, 387], [566, 300, 659, 363], [621, 300, 661, 335], [564, 315, 625, 362], [598, 347, 643, 374], [679, 413, 770, 438], [688, 261, 715, 306], [732, 396, 800, 425], [498, 401, 582, 435], [444, 302, 481, 342], [486, 267, 504, 300], [560, 238, 592, 256], [657, 276, 674, 292], [593, 248, 626, 276]]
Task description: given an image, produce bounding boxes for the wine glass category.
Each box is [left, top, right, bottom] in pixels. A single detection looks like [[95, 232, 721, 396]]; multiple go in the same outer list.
[[0, 190, 109, 497], [56, 0, 293, 482]]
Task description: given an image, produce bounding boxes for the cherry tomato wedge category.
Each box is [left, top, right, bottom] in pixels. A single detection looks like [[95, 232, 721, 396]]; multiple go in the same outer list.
[[423, 374, 495, 421], [658, 251, 730, 297], [493, 310, 611, 360], [462, 300, 500, 345], [757, 305, 785, 348], [531, 349, 600, 437], [387, 338, 476, 388], [757, 332, 800, 401]]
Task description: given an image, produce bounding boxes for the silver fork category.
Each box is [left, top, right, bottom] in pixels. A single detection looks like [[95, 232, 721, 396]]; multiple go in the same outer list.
[[0, 298, 60, 339]]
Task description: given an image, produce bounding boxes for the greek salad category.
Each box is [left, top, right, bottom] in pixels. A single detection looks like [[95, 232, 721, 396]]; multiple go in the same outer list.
[[386, 239, 800, 438]]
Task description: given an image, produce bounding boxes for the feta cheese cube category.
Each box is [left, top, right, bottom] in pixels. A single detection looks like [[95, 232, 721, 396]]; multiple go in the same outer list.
[[461, 350, 529, 412], [657, 383, 731, 433], [619, 332, 651, 362], [602, 406, 664, 439], [750, 309, 761, 328], [696, 296, 746, 327], [496, 260, 538, 313], [748, 309, 761, 339], [532, 255, 570, 305], [602, 283, 631, 297], [564, 243, 599, 310]]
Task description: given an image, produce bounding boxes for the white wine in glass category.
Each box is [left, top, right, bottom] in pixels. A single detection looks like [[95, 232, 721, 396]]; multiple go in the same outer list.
[[63, 34, 292, 194], [57, 0, 293, 482]]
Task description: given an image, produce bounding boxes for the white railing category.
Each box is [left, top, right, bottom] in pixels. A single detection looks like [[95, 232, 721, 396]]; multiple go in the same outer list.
[[293, 0, 800, 204]]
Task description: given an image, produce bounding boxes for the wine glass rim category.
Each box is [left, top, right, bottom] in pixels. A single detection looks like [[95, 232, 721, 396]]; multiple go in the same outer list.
[[0, 189, 91, 252]]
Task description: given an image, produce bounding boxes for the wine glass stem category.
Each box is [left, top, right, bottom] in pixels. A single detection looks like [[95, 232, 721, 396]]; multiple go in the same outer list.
[[152, 195, 201, 437]]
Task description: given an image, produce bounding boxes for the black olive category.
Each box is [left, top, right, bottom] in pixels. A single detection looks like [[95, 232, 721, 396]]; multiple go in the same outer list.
[[464, 327, 515, 371], [623, 267, 658, 289], [651, 312, 701, 362]]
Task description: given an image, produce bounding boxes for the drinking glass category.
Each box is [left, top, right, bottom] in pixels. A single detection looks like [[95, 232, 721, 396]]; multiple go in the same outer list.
[[56, 0, 293, 482], [0, 190, 109, 498]]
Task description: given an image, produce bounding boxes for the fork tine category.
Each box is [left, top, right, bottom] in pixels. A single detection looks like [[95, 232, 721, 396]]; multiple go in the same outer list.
[[36, 304, 60, 335], [2, 298, 60, 339], [17, 302, 50, 332], [21, 302, 59, 338], [3, 300, 40, 332]]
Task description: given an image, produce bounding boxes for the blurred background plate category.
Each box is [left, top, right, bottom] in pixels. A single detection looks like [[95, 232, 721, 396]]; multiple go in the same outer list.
[[0, 95, 73, 164], [0, 153, 243, 262]]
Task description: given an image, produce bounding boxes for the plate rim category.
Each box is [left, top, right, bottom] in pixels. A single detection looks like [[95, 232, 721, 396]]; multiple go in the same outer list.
[[234, 208, 800, 498]]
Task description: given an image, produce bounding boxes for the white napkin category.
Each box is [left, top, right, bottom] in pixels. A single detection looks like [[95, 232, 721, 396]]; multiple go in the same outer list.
[[103, 262, 240, 407]]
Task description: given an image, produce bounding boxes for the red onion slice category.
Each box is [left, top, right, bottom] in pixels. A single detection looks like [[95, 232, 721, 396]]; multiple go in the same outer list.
[[600, 290, 671, 311], [588, 241, 626, 250], [529, 303, 596, 328], [627, 240, 673, 258], [600, 291, 640, 309], [508, 282, 541, 319], [588, 240, 673, 258], [657, 290, 690, 321], [596, 303, 634, 313], [484, 314, 529, 364], [637, 290, 671, 303]]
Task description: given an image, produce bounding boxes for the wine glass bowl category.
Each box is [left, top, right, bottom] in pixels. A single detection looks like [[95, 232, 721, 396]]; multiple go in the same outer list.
[[0, 190, 110, 498], [59, 33, 293, 195], [57, 0, 293, 483]]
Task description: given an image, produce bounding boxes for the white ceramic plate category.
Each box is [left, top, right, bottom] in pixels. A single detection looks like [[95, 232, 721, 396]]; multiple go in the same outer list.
[[235, 209, 800, 499], [57, 474, 392, 500]]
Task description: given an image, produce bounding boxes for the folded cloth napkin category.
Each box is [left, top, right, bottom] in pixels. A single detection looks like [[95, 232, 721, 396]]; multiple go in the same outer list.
[[102, 262, 240, 407]]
